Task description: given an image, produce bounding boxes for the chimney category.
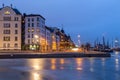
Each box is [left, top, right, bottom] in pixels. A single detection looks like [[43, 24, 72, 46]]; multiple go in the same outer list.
[[10, 4, 13, 8], [2, 4, 4, 8]]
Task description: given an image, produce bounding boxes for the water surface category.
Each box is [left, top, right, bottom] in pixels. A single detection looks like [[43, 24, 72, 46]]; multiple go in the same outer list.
[[0, 52, 120, 80]]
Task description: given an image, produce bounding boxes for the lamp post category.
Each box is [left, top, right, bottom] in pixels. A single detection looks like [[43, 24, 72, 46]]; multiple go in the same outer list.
[[78, 35, 81, 47]]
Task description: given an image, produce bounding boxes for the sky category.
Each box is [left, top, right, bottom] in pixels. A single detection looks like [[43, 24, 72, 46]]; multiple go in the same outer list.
[[1, 0, 120, 45]]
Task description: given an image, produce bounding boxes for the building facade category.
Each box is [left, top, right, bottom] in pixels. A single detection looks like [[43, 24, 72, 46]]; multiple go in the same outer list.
[[0, 6, 22, 50], [50, 27, 60, 51], [45, 26, 52, 52], [24, 14, 46, 51], [57, 29, 75, 51], [0, 6, 75, 51]]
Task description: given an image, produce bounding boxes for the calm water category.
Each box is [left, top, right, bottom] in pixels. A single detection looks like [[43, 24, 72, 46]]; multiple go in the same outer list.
[[0, 52, 120, 80]]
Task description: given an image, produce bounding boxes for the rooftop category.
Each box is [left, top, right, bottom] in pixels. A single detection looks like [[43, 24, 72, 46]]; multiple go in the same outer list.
[[25, 14, 45, 20], [0, 6, 21, 15]]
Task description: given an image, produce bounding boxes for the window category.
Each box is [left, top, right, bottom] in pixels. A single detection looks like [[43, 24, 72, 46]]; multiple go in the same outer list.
[[3, 17, 11, 21], [15, 37, 18, 41], [28, 23, 30, 27], [28, 39, 30, 44], [4, 23, 10, 28], [3, 30, 10, 34], [15, 30, 18, 34], [14, 43, 18, 48], [15, 23, 18, 28], [32, 18, 34, 22], [32, 28, 34, 33], [28, 34, 30, 38], [37, 17, 39, 21], [37, 23, 39, 27], [14, 17, 19, 21], [28, 18, 30, 22], [3, 43, 6, 48], [28, 28, 30, 32], [32, 23, 34, 27], [7, 43, 10, 48], [37, 29, 40, 32], [32, 34, 34, 38], [3, 36, 10, 41]]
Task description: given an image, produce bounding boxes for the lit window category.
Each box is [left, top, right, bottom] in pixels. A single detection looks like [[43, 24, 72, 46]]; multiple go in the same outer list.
[[3, 43, 6, 48], [32, 28, 34, 32], [7, 43, 10, 48], [28, 28, 30, 32]]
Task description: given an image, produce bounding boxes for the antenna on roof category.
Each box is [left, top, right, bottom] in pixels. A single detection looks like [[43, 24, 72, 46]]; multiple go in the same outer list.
[[10, 4, 13, 8], [2, 4, 4, 8]]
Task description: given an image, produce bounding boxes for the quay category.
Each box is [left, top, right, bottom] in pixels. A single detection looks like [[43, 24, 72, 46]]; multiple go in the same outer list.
[[0, 52, 111, 59]]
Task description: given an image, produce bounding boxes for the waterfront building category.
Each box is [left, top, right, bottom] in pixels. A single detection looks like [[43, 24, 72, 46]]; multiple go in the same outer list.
[[50, 27, 60, 51], [0, 5, 75, 52], [45, 26, 52, 52], [24, 14, 46, 51], [0, 6, 22, 50], [57, 28, 75, 51]]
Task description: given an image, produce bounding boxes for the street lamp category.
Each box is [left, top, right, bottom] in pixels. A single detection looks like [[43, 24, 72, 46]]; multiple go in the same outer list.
[[34, 35, 39, 39], [77, 34, 81, 47]]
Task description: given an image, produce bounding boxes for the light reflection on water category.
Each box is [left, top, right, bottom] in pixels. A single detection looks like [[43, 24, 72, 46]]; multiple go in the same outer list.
[[27, 59, 45, 70], [76, 58, 83, 71], [0, 52, 120, 80], [51, 59, 56, 70]]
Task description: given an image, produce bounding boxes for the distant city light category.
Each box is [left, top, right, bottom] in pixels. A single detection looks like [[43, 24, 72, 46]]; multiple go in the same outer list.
[[76, 45, 78, 47], [78, 35, 80, 38], [115, 40, 118, 43], [72, 48, 79, 52]]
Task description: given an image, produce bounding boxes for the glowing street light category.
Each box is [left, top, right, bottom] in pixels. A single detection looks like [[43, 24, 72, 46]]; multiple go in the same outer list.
[[34, 35, 39, 39]]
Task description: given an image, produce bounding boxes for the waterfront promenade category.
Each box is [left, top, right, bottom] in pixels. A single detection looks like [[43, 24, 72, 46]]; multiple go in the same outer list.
[[0, 50, 111, 59]]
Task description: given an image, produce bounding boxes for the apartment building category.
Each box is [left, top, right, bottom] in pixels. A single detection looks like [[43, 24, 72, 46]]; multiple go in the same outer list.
[[24, 14, 46, 51], [0, 6, 22, 50]]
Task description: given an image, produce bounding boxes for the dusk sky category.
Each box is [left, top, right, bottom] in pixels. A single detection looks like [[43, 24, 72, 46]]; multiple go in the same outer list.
[[1, 0, 120, 45]]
